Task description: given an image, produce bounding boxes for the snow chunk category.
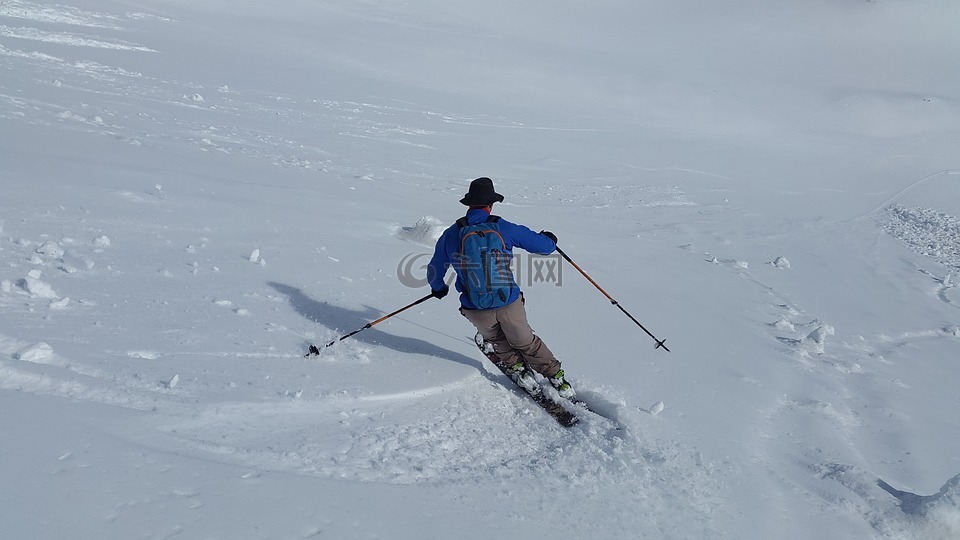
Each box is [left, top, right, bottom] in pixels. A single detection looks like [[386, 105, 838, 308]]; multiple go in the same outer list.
[[772, 318, 796, 332], [649, 401, 665, 416], [804, 325, 835, 354], [398, 216, 445, 245], [778, 304, 801, 316], [15, 342, 55, 364], [770, 256, 791, 269], [1, 280, 11, 293], [705, 255, 747, 269], [93, 235, 111, 247], [18, 275, 58, 299], [49, 297, 71, 310], [61, 251, 95, 272], [36, 241, 65, 259]]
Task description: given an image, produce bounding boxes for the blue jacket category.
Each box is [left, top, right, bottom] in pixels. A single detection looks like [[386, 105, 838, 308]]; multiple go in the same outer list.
[[427, 208, 557, 309]]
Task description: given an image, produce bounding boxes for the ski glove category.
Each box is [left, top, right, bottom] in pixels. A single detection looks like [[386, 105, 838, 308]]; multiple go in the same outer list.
[[431, 285, 449, 299], [540, 230, 558, 244]]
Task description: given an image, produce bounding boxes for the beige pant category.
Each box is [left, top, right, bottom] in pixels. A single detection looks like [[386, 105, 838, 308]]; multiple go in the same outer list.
[[460, 297, 561, 378]]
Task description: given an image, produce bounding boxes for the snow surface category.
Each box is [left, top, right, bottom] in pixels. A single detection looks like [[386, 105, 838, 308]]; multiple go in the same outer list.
[[2, 0, 959, 538]]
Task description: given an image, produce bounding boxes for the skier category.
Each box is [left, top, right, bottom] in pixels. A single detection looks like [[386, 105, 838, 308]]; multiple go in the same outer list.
[[426, 177, 575, 398]]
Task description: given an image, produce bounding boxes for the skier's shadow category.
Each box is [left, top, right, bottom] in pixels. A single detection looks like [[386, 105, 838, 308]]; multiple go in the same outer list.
[[268, 282, 486, 372]]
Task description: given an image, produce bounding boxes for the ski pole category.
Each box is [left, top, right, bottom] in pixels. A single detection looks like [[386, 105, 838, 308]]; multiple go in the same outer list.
[[555, 246, 670, 352], [305, 292, 436, 356]]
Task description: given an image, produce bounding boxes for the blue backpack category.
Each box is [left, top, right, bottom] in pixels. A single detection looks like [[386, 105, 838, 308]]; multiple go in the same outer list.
[[456, 215, 515, 309]]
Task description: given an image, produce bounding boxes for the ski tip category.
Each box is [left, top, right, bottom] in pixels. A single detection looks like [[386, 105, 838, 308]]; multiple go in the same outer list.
[[655, 339, 670, 352]]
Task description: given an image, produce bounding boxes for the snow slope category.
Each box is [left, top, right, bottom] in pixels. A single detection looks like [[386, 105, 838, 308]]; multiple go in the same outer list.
[[2, 0, 959, 538]]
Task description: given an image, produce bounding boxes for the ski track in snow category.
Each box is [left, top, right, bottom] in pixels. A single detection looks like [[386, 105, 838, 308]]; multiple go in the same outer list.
[[0, 9, 440, 184], [0, 0, 125, 29], [693, 207, 960, 538], [0, 226, 186, 410], [513, 183, 696, 209], [0, 2, 695, 201], [154, 374, 732, 536], [0, 35, 509, 185], [0, 24, 156, 51]]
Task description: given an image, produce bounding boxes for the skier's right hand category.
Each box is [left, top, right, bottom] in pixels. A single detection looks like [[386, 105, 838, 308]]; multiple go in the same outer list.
[[431, 285, 449, 299], [540, 230, 558, 244]]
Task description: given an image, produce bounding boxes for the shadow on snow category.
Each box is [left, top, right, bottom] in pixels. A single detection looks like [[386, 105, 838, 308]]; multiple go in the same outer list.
[[878, 472, 960, 516], [268, 282, 487, 373]]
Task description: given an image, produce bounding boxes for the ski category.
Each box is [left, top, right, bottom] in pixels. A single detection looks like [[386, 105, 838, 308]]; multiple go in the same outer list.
[[473, 333, 583, 427]]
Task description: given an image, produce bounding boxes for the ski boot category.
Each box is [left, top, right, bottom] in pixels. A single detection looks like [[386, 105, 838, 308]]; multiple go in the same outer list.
[[505, 361, 541, 396], [475, 333, 542, 396], [550, 369, 576, 399]]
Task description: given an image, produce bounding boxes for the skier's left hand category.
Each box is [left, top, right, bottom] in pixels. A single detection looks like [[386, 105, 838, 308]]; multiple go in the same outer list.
[[431, 285, 449, 299], [540, 230, 558, 244]]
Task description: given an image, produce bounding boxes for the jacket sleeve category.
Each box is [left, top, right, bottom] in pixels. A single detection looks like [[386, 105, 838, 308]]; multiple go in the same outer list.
[[426, 225, 457, 290], [503, 220, 556, 255]]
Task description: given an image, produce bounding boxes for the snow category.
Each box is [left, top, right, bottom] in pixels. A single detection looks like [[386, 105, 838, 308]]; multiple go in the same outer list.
[[884, 205, 960, 271], [18, 270, 58, 299], [13, 342, 55, 364], [1, 0, 959, 538]]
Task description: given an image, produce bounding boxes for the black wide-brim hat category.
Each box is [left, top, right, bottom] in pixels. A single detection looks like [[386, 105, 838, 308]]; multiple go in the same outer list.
[[460, 177, 505, 206]]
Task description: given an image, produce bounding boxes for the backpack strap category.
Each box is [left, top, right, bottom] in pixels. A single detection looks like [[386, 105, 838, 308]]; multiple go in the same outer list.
[[456, 215, 500, 229]]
